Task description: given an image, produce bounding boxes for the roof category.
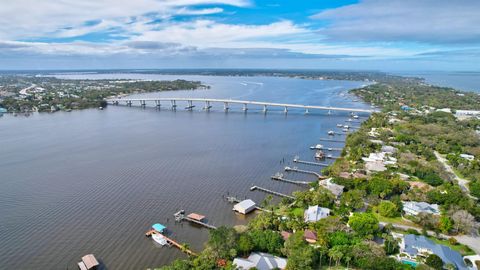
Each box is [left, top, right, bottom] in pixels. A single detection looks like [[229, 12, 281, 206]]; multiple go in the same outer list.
[[233, 252, 287, 270], [187, 213, 205, 221], [235, 199, 256, 210], [281, 231, 292, 241], [81, 254, 99, 269], [403, 235, 467, 270], [320, 178, 344, 197], [152, 223, 166, 232], [304, 230, 317, 240], [304, 205, 330, 222], [403, 201, 440, 215]]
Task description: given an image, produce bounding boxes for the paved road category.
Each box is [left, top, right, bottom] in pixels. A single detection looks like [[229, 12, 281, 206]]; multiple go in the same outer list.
[[434, 151, 477, 200]]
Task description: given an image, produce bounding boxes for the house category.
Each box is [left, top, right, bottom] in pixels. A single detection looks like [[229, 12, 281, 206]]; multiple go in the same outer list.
[[402, 201, 440, 216], [233, 199, 256, 214], [319, 178, 344, 198], [304, 230, 317, 243], [455, 110, 480, 119], [381, 145, 397, 154], [233, 252, 287, 270], [304, 205, 330, 223], [460, 154, 475, 161], [399, 234, 468, 270]]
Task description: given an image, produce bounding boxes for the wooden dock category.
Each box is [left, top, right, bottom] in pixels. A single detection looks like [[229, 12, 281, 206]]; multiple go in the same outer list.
[[174, 210, 217, 230], [284, 166, 326, 179], [157, 232, 198, 256], [293, 158, 329, 167], [319, 138, 345, 143], [271, 173, 311, 185], [250, 185, 295, 200]]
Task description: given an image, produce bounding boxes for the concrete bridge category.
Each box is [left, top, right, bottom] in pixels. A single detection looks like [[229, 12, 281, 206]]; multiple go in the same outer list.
[[107, 97, 375, 114]]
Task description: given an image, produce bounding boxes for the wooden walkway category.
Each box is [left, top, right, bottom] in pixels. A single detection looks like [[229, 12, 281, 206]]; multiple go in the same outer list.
[[250, 185, 295, 200], [318, 138, 345, 143], [293, 158, 329, 167], [284, 166, 326, 179], [271, 173, 311, 185], [157, 232, 197, 256]]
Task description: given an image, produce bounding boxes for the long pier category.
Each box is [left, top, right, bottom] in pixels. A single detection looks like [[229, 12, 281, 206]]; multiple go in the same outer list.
[[293, 158, 329, 167], [271, 173, 311, 185], [156, 232, 197, 256], [107, 97, 375, 113], [250, 186, 295, 200], [284, 166, 326, 179], [319, 138, 345, 143]]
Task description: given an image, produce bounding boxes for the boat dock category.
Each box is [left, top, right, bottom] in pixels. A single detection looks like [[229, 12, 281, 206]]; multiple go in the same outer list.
[[173, 210, 217, 230], [157, 232, 198, 256], [271, 173, 311, 185], [319, 138, 345, 143], [225, 196, 270, 212], [293, 157, 329, 167], [284, 166, 326, 179], [250, 185, 295, 200]]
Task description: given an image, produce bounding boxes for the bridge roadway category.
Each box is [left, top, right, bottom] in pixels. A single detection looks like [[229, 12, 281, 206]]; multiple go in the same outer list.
[[107, 97, 375, 113]]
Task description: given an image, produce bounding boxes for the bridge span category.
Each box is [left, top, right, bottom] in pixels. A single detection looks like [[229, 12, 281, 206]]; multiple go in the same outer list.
[[107, 97, 375, 114]]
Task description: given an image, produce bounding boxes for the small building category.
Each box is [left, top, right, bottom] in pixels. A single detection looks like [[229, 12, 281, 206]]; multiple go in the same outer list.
[[0, 107, 7, 113], [233, 252, 287, 270], [400, 234, 468, 270], [77, 254, 99, 270], [304, 230, 317, 244], [460, 154, 475, 161], [187, 213, 206, 222], [304, 205, 330, 223], [233, 199, 256, 215], [402, 201, 440, 216]]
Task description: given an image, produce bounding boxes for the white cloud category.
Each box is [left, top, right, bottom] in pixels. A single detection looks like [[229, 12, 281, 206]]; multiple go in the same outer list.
[[0, 0, 250, 39], [311, 0, 480, 44]]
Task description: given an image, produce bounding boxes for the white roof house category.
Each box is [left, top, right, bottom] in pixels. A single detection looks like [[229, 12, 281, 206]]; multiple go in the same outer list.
[[319, 178, 344, 198], [304, 205, 330, 223], [233, 252, 287, 270], [233, 199, 256, 215], [402, 201, 440, 216], [460, 154, 475, 161]]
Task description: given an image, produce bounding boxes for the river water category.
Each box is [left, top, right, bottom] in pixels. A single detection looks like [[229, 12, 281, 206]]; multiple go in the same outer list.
[[0, 74, 370, 269]]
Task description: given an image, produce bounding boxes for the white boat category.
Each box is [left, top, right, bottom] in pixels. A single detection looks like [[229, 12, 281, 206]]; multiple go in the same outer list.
[[310, 144, 324, 150], [336, 124, 343, 127], [152, 233, 169, 246], [328, 130, 335, 136], [343, 128, 349, 132], [353, 115, 359, 119]]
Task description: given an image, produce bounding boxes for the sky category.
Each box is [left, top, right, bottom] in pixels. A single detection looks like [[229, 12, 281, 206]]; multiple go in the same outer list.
[[1, 0, 479, 71]]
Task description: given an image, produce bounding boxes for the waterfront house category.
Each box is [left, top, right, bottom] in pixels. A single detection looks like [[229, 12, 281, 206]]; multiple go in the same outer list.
[[399, 234, 468, 270], [304, 205, 330, 223], [233, 252, 287, 270], [304, 230, 318, 243], [319, 178, 344, 198], [233, 199, 256, 215], [402, 201, 440, 216]]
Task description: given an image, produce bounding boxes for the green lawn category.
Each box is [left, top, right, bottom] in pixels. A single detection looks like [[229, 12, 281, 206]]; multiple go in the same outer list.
[[430, 237, 476, 256], [373, 212, 420, 228]]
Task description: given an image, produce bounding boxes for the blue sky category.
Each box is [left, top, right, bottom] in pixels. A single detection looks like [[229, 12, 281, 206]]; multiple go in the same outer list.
[[0, 0, 479, 70]]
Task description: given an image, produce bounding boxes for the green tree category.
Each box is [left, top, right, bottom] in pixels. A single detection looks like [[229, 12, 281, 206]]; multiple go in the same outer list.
[[378, 201, 400, 218], [340, 189, 365, 210], [425, 254, 444, 270], [237, 234, 253, 256], [207, 226, 238, 259], [439, 216, 453, 234], [286, 246, 315, 270], [348, 213, 379, 238]]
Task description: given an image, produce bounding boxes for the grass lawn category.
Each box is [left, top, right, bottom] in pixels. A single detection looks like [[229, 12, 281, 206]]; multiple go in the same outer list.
[[373, 212, 420, 228], [291, 207, 304, 218]]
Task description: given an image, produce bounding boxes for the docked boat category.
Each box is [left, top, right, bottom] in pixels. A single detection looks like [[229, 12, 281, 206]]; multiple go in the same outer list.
[[315, 150, 325, 159], [152, 233, 170, 246], [353, 115, 359, 119], [327, 130, 335, 136], [343, 128, 349, 132], [310, 144, 324, 150], [336, 124, 343, 127]]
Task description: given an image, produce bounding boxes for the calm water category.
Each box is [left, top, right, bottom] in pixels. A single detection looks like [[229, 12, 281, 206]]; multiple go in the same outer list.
[[0, 75, 369, 269], [396, 71, 480, 93]]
